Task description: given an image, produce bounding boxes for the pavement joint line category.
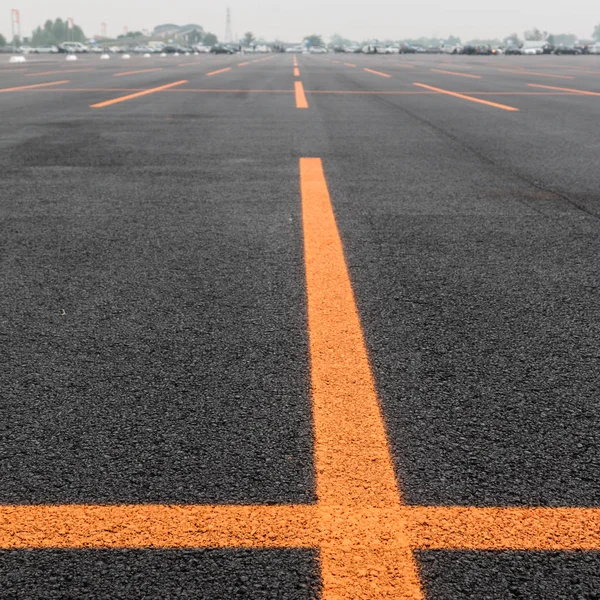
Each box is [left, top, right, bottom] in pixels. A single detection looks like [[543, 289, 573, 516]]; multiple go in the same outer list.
[[414, 82, 519, 111], [89, 80, 188, 108], [497, 68, 575, 80], [295, 80, 308, 108], [363, 67, 392, 78], [206, 67, 232, 76], [113, 68, 164, 77], [4, 158, 600, 596], [527, 83, 600, 96], [0, 80, 70, 93], [430, 68, 481, 79]]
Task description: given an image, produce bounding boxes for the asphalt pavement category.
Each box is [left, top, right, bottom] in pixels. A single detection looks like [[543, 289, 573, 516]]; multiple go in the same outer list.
[[1, 51, 600, 598]]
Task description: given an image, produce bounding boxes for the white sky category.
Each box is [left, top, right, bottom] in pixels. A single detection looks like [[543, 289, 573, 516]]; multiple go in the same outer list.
[[3, 1, 598, 42]]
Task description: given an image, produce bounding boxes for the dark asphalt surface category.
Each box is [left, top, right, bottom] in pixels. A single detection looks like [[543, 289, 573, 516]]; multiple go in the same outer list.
[[2, 52, 600, 597]]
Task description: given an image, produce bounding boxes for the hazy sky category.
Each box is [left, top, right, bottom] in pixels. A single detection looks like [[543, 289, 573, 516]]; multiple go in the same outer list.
[[3, 1, 599, 42]]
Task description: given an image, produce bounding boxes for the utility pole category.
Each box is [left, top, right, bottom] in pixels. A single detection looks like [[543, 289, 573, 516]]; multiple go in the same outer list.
[[225, 7, 232, 43], [101, 22, 107, 38]]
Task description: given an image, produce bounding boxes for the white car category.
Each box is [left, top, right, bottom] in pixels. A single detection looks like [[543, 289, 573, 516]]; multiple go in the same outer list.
[[286, 46, 305, 53], [194, 45, 211, 53], [522, 47, 542, 55], [309, 46, 328, 54]]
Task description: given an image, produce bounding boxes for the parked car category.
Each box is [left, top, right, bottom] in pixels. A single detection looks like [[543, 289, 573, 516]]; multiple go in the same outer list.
[[58, 42, 88, 53], [32, 45, 59, 53], [554, 46, 582, 55], [504, 45, 522, 55], [309, 46, 328, 54], [0, 45, 21, 54], [194, 45, 211, 53], [210, 44, 236, 54], [285, 45, 305, 53]]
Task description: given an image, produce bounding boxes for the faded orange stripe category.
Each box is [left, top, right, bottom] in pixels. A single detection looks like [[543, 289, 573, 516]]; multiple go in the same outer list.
[[206, 67, 232, 76], [300, 157, 424, 599], [295, 81, 308, 108], [527, 83, 600, 96], [414, 83, 519, 111], [0, 80, 70, 93], [90, 80, 187, 108], [364, 68, 392, 78], [498, 68, 575, 80], [430, 68, 481, 79], [113, 68, 163, 77], [294, 67, 300, 77]]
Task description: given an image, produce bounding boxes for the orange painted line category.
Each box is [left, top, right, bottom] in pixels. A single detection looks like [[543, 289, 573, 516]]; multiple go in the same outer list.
[[344, 63, 356, 67], [300, 157, 424, 599], [113, 68, 163, 77], [90, 80, 188, 108], [293, 56, 298, 67], [364, 67, 392, 78], [498, 68, 575, 80], [527, 83, 600, 96], [294, 67, 300, 77], [414, 83, 519, 111], [430, 68, 481, 79], [295, 80, 308, 108], [238, 62, 250, 67], [25, 69, 94, 77], [0, 80, 70, 93], [206, 67, 232, 76]]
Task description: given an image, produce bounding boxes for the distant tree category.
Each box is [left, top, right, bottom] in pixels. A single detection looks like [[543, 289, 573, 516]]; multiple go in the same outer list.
[[0, 33, 6, 47], [503, 32, 521, 46], [304, 34, 324, 47], [466, 38, 501, 47], [549, 33, 577, 46], [202, 32, 218, 46], [444, 34, 462, 46], [12, 35, 21, 46], [30, 18, 86, 46], [187, 30, 202, 44], [593, 24, 600, 41], [329, 33, 352, 47], [243, 31, 256, 46], [524, 27, 547, 41]]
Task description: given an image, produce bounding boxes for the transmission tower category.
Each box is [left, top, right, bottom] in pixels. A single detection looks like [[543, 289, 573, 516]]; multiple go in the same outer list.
[[225, 7, 233, 43]]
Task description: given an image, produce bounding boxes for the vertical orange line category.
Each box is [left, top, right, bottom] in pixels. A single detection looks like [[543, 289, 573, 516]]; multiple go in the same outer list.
[[294, 67, 300, 77], [295, 81, 308, 108], [300, 158, 424, 599]]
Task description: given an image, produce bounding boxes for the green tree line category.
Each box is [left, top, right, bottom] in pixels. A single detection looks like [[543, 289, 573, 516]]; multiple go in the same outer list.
[[30, 18, 86, 46]]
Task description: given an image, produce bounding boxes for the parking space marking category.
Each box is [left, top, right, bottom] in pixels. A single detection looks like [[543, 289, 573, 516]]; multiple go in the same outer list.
[[0, 80, 71, 93], [344, 63, 357, 67], [300, 157, 425, 599], [238, 61, 250, 67], [430, 68, 481, 79], [295, 81, 309, 108], [206, 67, 232, 76], [364, 68, 392, 78], [414, 83, 519, 111], [527, 83, 600, 96], [498, 68, 575, 80], [294, 67, 300, 77], [25, 69, 94, 77], [90, 80, 188, 108], [113, 68, 164, 77]]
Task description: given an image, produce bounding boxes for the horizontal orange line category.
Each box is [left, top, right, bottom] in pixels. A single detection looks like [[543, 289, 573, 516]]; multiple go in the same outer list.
[[206, 67, 232, 76], [527, 83, 600, 96], [2, 505, 599, 550], [238, 62, 250, 67], [430, 68, 481, 79], [344, 63, 356, 67], [0, 80, 70, 93], [498, 68, 575, 80], [364, 67, 392, 78], [25, 69, 94, 77], [414, 82, 519, 111], [90, 80, 187, 108], [113, 68, 163, 77]]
